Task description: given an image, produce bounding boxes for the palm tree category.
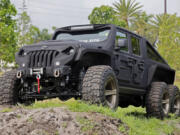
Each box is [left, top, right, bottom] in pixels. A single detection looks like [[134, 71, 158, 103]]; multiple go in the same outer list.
[[131, 12, 153, 35], [151, 14, 180, 44], [151, 14, 165, 29], [113, 0, 143, 28], [149, 14, 169, 45]]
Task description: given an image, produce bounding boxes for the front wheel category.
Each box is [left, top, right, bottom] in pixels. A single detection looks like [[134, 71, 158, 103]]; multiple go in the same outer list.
[[0, 70, 20, 105], [82, 65, 119, 109], [0, 70, 34, 106]]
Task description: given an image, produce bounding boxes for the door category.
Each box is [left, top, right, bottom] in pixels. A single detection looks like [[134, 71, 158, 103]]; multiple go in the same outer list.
[[113, 29, 133, 85], [129, 35, 145, 87]]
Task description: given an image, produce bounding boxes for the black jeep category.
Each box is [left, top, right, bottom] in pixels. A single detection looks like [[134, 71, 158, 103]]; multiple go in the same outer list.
[[0, 24, 179, 118]]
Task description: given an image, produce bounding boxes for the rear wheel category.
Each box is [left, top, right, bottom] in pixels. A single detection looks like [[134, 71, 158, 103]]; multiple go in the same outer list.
[[82, 65, 119, 109], [168, 85, 180, 116], [146, 82, 170, 119]]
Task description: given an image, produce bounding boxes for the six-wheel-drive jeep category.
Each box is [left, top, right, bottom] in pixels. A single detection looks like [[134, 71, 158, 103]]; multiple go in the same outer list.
[[0, 24, 179, 119]]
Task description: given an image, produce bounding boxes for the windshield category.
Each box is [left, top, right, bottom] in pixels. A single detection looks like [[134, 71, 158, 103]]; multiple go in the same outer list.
[[55, 28, 110, 43]]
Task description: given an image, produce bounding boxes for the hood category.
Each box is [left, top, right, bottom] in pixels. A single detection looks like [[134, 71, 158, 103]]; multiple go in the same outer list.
[[16, 40, 110, 67], [16, 40, 82, 67], [22, 40, 108, 50], [21, 40, 81, 53]]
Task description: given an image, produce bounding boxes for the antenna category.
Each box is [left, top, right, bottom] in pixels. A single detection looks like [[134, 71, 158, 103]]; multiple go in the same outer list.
[[18, 0, 28, 47], [19, 0, 27, 13], [164, 0, 167, 14]]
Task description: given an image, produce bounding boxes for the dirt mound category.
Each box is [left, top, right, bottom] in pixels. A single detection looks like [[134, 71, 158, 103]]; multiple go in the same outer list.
[[0, 106, 124, 135]]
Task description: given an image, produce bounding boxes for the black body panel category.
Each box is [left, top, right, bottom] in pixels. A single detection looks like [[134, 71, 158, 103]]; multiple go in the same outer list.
[[15, 24, 175, 101]]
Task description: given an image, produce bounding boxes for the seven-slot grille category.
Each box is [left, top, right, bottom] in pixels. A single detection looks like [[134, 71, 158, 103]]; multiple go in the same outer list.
[[28, 50, 59, 67]]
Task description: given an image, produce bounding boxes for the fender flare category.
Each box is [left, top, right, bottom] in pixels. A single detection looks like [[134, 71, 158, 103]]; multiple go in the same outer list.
[[147, 65, 175, 86], [74, 48, 112, 62]]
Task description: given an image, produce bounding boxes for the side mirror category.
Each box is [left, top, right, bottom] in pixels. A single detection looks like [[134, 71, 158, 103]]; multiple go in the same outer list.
[[115, 39, 128, 51]]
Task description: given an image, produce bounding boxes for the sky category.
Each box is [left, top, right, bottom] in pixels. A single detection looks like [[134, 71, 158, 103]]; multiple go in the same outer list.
[[11, 0, 180, 32]]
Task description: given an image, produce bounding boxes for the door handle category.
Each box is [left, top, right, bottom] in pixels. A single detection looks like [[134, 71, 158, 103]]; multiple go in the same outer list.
[[138, 63, 144, 70], [127, 57, 135, 66]]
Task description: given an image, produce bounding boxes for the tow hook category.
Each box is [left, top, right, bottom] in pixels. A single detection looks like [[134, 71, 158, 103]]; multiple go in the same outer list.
[[54, 69, 60, 78], [36, 74, 41, 93], [17, 71, 22, 79]]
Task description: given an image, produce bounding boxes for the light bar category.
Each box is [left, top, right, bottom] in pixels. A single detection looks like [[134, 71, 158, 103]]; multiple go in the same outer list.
[[71, 25, 94, 30]]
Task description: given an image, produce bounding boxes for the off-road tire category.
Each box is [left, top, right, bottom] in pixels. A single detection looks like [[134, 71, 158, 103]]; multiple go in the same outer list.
[[82, 65, 119, 109], [0, 70, 20, 105], [168, 85, 180, 116], [146, 82, 170, 119]]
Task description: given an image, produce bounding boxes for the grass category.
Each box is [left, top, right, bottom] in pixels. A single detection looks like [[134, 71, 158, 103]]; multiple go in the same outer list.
[[0, 108, 13, 113], [16, 114, 21, 118], [26, 98, 180, 135], [76, 116, 96, 132], [175, 71, 180, 88], [26, 99, 64, 109], [62, 122, 68, 128], [27, 116, 33, 123], [119, 124, 128, 134]]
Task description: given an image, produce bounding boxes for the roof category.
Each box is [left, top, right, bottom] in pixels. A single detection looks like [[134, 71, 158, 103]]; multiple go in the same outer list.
[[57, 24, 111, 30], [55, 24, 143, 38]]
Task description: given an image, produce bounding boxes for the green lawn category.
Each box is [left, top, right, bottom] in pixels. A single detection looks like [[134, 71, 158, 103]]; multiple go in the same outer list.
[[26, 98, 180, 135], [175, 71, 180, 88]]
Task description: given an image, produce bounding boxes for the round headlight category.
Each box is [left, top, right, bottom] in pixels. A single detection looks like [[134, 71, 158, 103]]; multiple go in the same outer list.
[[24, 52, 27, 56], [69, 49, 75, 54], [22, 63, 25, 67]]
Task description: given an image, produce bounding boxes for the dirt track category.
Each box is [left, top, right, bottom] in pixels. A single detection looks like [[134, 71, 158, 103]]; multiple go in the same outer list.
[[0, 106, 124, 135]]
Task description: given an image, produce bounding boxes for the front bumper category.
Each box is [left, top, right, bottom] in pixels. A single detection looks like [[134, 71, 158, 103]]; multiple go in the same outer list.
[[17, 66, 71, 78]]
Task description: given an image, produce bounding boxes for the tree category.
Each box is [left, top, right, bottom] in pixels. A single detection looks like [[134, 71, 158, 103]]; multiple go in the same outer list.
[[88, 5, 126, 27], [28, 26, 51, 43], [28, 25, 41, 43], [0, 0, 18, 63], [113, 0, 143, 28], [17, 11, 32, 47], [52, 26, 57, 31], [155, 14, 180, 69], [39, 28, 51, 41], [131, 12, 153, 35], [131, 12, 155, 43], [17, 11, 51, 46]]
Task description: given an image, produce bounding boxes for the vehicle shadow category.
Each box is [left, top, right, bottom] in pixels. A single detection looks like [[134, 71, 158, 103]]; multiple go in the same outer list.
[[126, 111, 147, 119]]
